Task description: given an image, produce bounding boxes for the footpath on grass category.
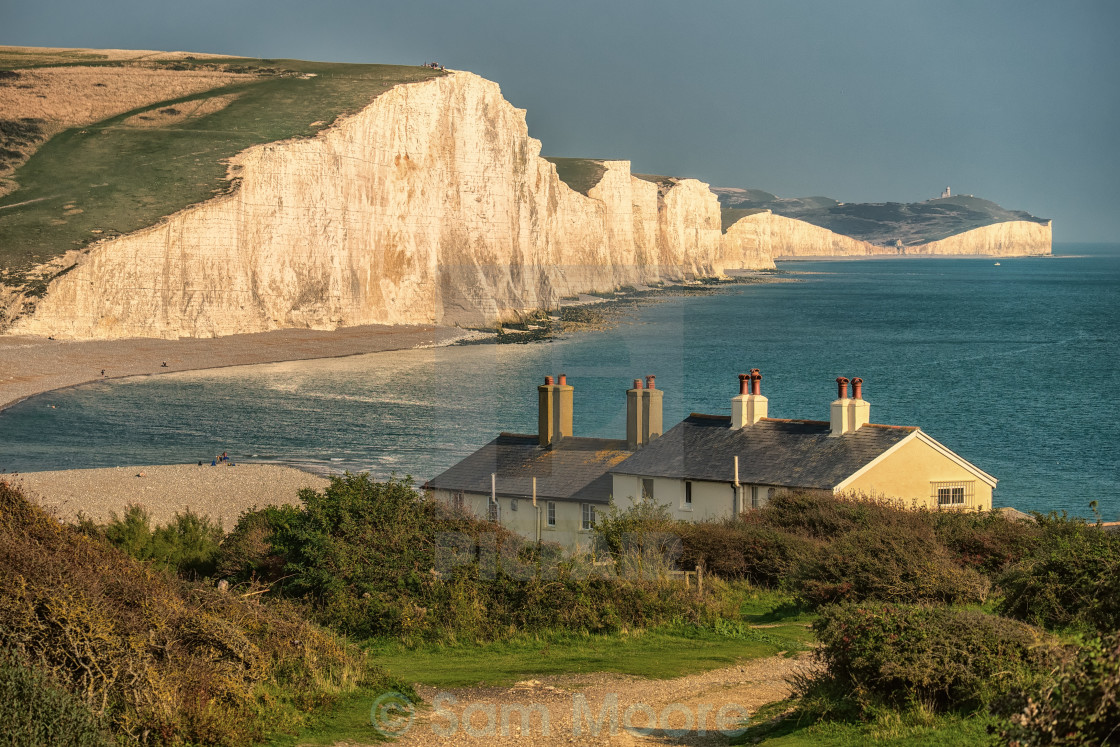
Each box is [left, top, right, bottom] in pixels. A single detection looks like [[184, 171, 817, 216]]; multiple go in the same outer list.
[[363, 653, 814, 746]]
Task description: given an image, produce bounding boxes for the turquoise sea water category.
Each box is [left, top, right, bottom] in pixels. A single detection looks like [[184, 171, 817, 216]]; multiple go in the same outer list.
[[2, 244, 1118, 519]]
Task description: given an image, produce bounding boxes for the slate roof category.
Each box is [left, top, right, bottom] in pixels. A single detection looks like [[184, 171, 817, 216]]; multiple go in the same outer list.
[[425, 433, 633, 505], [611, 414, 918, 490]]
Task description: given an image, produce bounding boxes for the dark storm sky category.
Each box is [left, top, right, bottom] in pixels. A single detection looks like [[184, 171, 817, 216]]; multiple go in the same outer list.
[[5, 0, 1118, 241]]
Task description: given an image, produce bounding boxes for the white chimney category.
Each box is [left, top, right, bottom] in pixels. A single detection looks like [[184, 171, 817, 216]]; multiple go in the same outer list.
[[731, 369, 768, 429], [830, 377, 851, 436], [848, 377, 870, 431]]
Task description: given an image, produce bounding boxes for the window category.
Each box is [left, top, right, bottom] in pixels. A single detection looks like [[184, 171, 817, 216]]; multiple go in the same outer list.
[[932, 481, 974, 507], [487, 500, 501, 522], [452, 491, 464, 511], [546, 501, 556, 527], [511, 498, 518, 511], [684, 481, 693, 505], [581, 503, 596, 530], [642, 478, 655, 500]]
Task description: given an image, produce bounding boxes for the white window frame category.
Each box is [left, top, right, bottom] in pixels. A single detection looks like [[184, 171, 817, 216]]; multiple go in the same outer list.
[[546, 501, 556, 527], [933, 481, 973, 507], [683, 481, 693, 510], [581, 502, 596, 531], [452, 491, 464, 511], [511, 498, 518, 511], [642, 478, 655, 501]]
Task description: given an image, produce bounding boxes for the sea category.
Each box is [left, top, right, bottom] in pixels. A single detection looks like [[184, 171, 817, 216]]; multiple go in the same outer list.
[[2, 243, 1118, 520]]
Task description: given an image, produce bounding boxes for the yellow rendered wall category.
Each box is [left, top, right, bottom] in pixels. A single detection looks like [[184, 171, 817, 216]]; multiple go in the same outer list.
[[842, 436, 993, 510]]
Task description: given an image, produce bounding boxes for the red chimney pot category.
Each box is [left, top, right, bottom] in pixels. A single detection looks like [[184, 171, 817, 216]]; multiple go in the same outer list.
[[633, 378, 643, 390], [751, 370, 762, 396], [559, 374, 567, 386], [851, 377, 863, 400], [738, 373, 749, 395], [836, 377, 850, 399], [645, 375, 655, 390], [544, 375, 554, 386]]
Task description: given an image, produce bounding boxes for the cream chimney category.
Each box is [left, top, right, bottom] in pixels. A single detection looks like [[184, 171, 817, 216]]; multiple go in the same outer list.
[[731, 369, 768, 429], [538, 374, 574, 447], [627, 375, 662, 448], [626, 378, 645, 449], [642, 375, 663, 444], [830, 377, 851, 436], [847, 377, 870, 431]]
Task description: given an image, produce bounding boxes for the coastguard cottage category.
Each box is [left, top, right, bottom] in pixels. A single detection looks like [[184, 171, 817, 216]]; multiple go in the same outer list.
[[425, 372, 996, 549]]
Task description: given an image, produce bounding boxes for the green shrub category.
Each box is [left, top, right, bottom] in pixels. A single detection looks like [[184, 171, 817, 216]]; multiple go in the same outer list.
[[998, 631, 1120, 746], [677, 521, 820, 588], [248, 474, 731, 642], [933, 509, 1042, 578], [801, 603, 1063, 718], [85, 505, 224, 579], [0, 650, 110, 747], [997, 513, 1120, 632], [792, 526, 989, 608], [0, 480, 388, 746]]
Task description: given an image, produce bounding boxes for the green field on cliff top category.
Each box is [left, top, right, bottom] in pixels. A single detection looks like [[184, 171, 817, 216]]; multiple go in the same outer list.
[[0, 50, 442, 292]]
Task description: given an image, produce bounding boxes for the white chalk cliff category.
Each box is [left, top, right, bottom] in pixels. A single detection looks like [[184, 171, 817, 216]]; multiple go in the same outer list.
[[5, 71, 1051, 340]]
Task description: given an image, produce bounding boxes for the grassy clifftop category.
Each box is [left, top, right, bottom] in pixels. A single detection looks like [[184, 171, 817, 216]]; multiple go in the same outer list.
[[714, 187, 1050, 246], [0, 47, 443, 293]]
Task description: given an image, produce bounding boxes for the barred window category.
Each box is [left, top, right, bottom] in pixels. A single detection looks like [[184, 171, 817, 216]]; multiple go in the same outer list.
[[547, 501, 556, 526], [452, 492, 464, 511], [488, 500, 501, 522], [581, 503, 596, 530], [932, 481, 974, 507]]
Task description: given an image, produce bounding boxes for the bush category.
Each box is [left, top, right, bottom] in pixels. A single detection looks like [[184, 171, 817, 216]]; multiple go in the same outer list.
[[933, 509, 1042, 578], [792, 526, 990, 608], [677, 521, 819, 588], [81, 505, 224, 579], [801, 603, 1063, 717], [997, 513, 1120, 632], [247, 474, 731, 642], [0, 650, 110, 747], [998, 631, 1120, 746], [0, 481, 388, 746]]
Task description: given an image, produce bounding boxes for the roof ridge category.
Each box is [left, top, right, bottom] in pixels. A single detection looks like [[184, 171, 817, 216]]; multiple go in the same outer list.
[[760, 417, 830, 425], [865, 423, 919, 431]]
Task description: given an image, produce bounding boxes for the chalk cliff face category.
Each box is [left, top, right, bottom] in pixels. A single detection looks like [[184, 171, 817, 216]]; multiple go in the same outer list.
[[5, 70, 1049, 340], [908, 220, 1052, 256], [723, 211, 880, 259], [8, 73, 773, 340]]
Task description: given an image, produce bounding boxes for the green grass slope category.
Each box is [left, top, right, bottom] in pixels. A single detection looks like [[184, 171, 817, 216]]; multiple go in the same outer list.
[[543, 156, 607, 196], [714, 187, 1049, 246], [0, 53, 442, 294]]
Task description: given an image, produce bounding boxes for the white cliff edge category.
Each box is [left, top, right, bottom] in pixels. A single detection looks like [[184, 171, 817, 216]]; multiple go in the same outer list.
[[5, 71, 1051, 340]]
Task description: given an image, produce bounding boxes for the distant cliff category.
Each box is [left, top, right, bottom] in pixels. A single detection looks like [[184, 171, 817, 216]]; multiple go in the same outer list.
[[3, 67, 1048, 341], [715, 187, 1052, 256]]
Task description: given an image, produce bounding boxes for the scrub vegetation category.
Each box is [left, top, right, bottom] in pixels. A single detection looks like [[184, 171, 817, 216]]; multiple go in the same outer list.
[[8, 473, 1116, 745], [0, 50, 443, 294]]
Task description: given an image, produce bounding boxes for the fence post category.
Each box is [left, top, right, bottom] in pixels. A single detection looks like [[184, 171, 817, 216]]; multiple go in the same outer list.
[[698, 563, 704, 596]]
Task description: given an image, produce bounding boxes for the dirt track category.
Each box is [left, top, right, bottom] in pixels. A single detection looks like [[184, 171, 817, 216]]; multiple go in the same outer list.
[[361, 654, 813, 746]]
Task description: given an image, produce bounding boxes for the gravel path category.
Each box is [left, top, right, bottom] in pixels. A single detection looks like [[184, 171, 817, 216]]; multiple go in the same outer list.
[[9, 463, 328, 528], [367, 653, 813, 746]]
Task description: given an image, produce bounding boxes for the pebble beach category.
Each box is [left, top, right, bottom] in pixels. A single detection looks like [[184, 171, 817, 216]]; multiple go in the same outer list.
[[8, 463, 329, 528]]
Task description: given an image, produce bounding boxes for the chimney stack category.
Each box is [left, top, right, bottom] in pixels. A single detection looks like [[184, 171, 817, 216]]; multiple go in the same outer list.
[[847, 377, 870, 431], [538, 374, 574, 447], [627, 375, 662, 448], [731, 369, 768, 429], [830, 377, 851, 436]]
